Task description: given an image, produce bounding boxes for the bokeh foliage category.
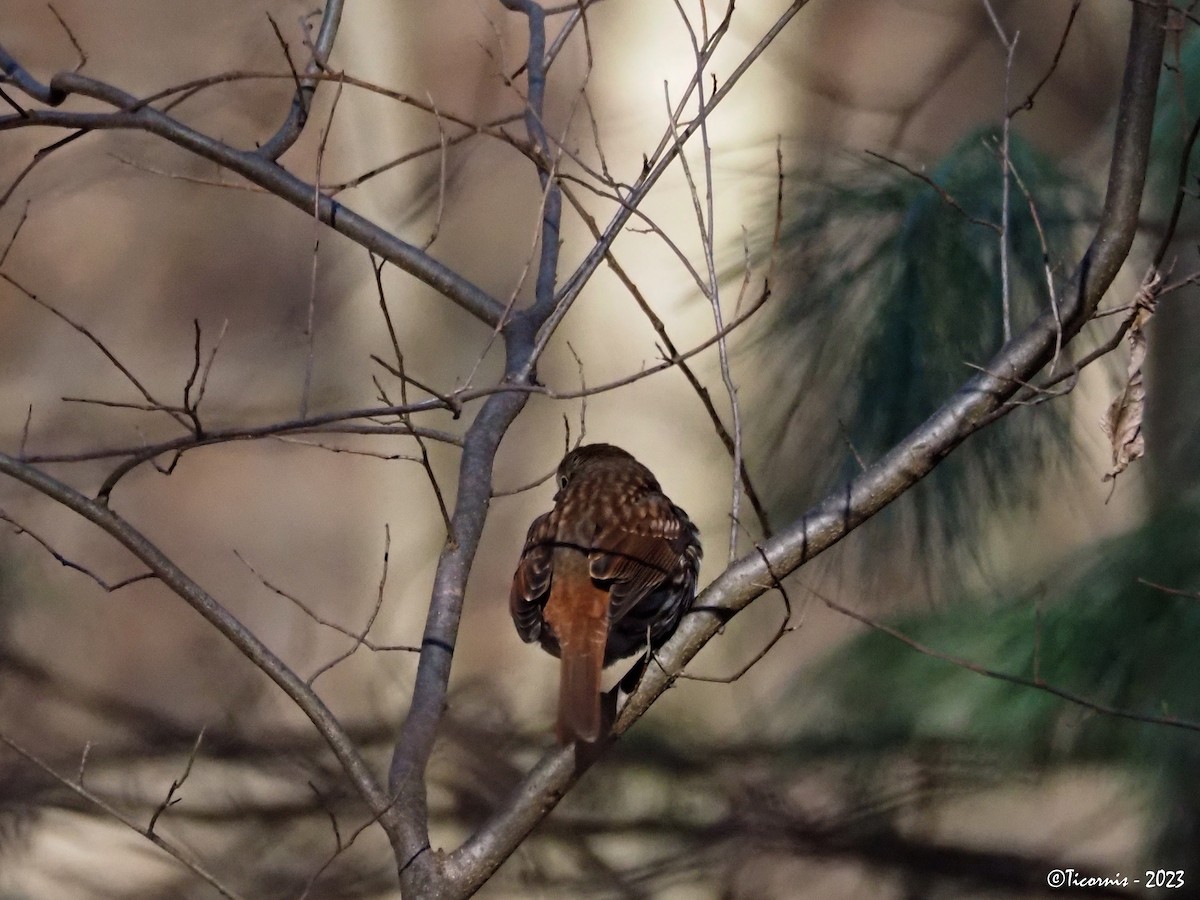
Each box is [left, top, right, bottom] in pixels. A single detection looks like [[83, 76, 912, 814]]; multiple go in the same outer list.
[[756, 127, 1093, 553]]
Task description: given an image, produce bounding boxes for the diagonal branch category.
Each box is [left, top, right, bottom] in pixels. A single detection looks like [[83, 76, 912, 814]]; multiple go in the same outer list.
[[0, 65, 505, 326], [0, 451, 406, 859], [0, 729, 245, 900]]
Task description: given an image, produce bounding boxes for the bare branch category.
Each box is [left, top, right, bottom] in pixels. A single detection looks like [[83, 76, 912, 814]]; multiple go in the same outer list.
[[1138, 578, 1200, 602], [0, 69, 506, 325], [0, 42, 66, 105], [47, 4, 88, 72], [22, 410, 460, 468], [0, 454, 406, 855], [147, 728, 206, 834], [421, 90, 450, 251], [979, 0, 1020, 342], [60, 396, 188, 414], [1007, 159, 1063, 372], [798, 578, 1200, 734], [323, 117, 515, 195], [498, 0, 563, 322], [235, 549, 419, 657], [1008, 0, 1081, 117], [0, 271, 191, 432], [667, 0, 746, 562], [864, 149, 1000, 233], [18, 403, 33, 457], [193, 319, 228, 412], [306, 526, 405, 684], [0, 509, 155, 591], [0, 198, 29, 266], [0, 131, 90, 209], [369, 255, 455, 533], [300, 73, 346, 418], [1151, 106, 1200, 271], [107, 151, 268, 192], [676, 547, 800, 684], [0, 729, 246, 900], [271, 435, 422, 462], [257, 0, 344, 161]]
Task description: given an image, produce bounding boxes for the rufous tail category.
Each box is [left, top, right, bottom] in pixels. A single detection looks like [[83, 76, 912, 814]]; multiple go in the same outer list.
[[545, 558, 609, 744]]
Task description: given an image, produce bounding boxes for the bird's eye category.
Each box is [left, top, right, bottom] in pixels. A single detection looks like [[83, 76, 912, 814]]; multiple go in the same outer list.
[[558, 474, 568, 489]]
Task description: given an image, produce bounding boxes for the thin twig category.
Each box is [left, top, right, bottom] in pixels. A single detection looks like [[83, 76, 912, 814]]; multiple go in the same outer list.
[[668, 0, 745, 563], [980, 0, 1020, 342], [556, 171, 709, 294], [534, 0, 802, 366], [324, 119, 513, 195], [18, 403, 33, 458], [47, 4, 87, 71], [962, 361, 1071, 403], [61, 397, 188, 414], [107, 152, 268, 192], [1152, 107, 1200, 271], [0, 132, 88, 210], [266, 13, 302, 95], [194, 318, 228, 411], [235, 550, 418, 656], [1008, 1, 1081, 117], [181, 319, 203, 430], [421, 90, 449, 251], [980, 267, 1165, 425], [307, 526, 397, 684], [0, 730, 246, 900], [301, 75, 345, 419], [0, 199, 30, 266], [12, 284, 760, 489], [297, 797, 402, 900], [26, 412, 461, 466], [0, 510, 155, 591], [147, 728, 206, 834], [76, 740, 92, 786], [0, 452, 406, 856], [1007, 159, 1063, 372], [864, 150, 1000, 233], [1137, 577, 1200, 601], [799, 579, 1200, 734], [677, 546, 800, 683], [0, 271, 191, 432], [0, 69, 506, 325], [369, 254, 454, 533], [256, 1, 342, 162], [272, 435, 421, 462]]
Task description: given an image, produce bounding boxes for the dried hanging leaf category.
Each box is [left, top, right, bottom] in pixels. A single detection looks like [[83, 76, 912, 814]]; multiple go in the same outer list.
[[1101, 269, 1161, 482]]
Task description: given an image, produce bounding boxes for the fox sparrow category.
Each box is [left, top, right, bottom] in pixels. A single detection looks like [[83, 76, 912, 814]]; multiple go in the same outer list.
[[510, 443, 702, 744]]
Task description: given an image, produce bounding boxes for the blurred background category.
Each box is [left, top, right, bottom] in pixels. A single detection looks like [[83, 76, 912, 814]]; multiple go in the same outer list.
[[1, 0, 1197, 897]]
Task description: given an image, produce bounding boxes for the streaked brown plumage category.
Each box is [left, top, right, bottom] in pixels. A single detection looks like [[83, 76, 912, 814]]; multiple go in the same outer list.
[[510, 444, 702, 744]]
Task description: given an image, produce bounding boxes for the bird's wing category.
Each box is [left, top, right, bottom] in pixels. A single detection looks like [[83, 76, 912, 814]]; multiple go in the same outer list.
[[509, 510, 556, 643], [588, 495, 696, 622]]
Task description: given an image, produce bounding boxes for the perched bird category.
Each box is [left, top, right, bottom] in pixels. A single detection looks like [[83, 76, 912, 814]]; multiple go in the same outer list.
[[510, 444, 702, 744]]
